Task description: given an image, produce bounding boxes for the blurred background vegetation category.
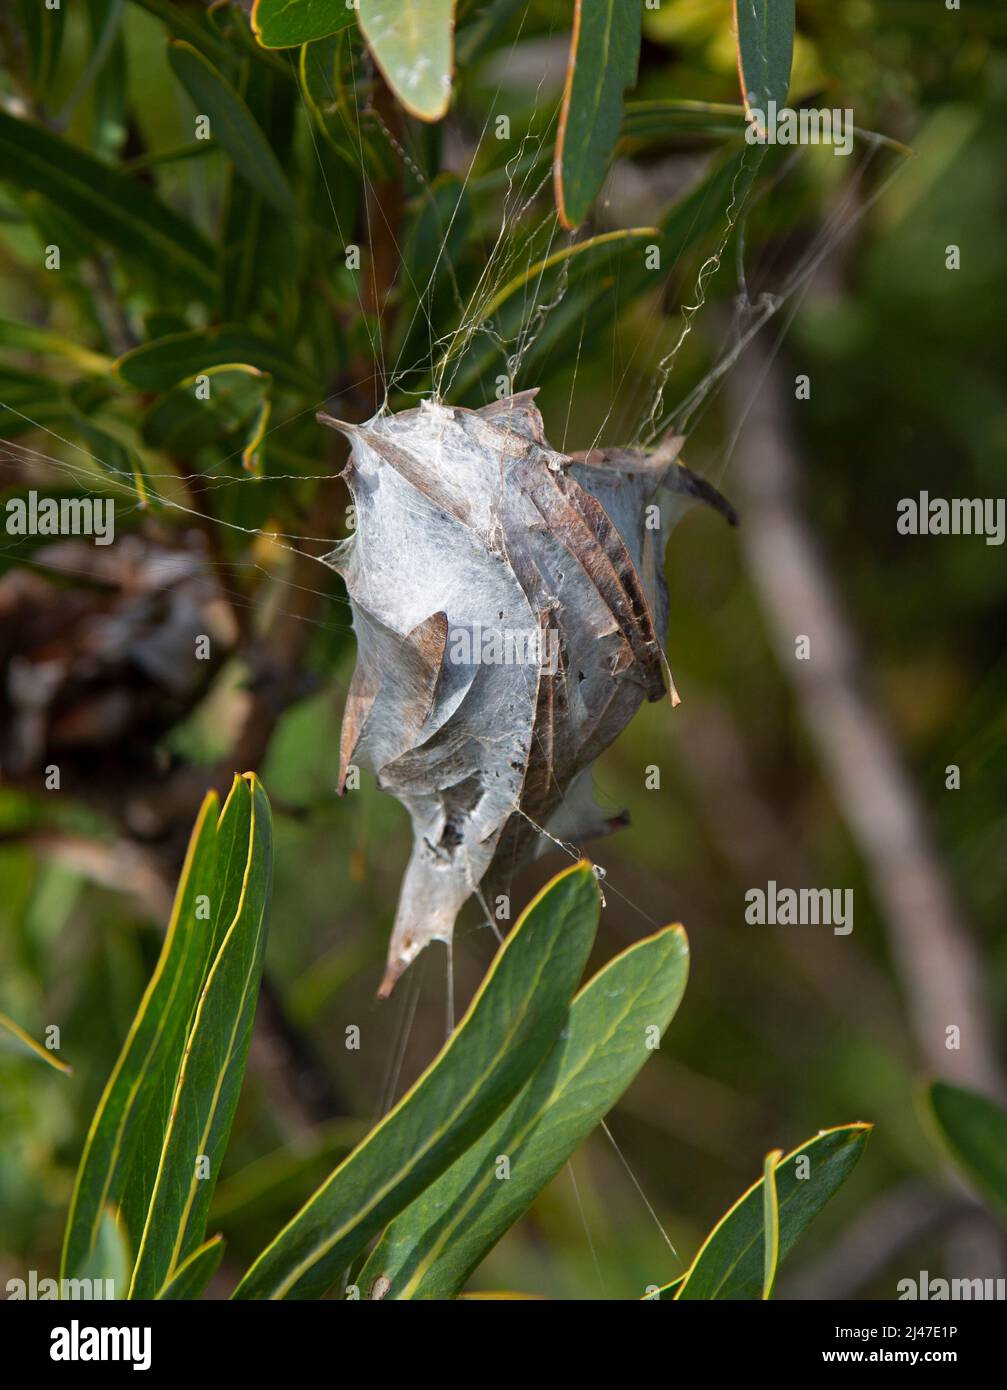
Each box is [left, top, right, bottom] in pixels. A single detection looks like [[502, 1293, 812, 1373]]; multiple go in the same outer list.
[[1, 0, 1005, 1298]]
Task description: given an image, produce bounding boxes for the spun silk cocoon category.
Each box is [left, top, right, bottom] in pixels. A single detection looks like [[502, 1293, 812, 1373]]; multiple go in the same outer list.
[[319, 391, 734, 994]]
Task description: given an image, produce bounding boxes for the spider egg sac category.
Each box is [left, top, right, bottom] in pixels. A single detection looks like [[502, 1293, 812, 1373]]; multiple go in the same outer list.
[[318, 392, 735, 994]]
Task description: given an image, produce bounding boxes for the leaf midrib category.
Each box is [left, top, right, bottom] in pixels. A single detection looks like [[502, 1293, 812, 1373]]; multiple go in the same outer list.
[[130, 792, 263, 1295], [256, 896, 584, 1298], [399, 945, 677, 1296]]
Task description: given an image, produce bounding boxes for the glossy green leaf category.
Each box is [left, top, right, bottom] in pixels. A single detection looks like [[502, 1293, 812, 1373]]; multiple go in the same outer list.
[[116, 327, 305, 390], [241, 396, 270, 474], [155, 1235, 225, 1300], [167, 41, 297, 217], [298, 33, 341, 142], [141, 365, 271, 459], [60, 779, 265, 1283], [207, 0, 295, 68], [555, 0, 642, 228], [61, 791, 222, 1279], [252, 0, 356, 49], [761, 1148, 782, 1299], [361, 924, 690, 1299], [234, 862, 601, 1300], [733, 0, 795, 129], [0, 111, 216, 295], [358, 0, 455, 122], [0, 1009, 73, 1075], [648, 1274, 684, 1300], [297, 32, 378, 177], [129, 776, 273, 1297], [927, 1082, 1007, 1222], [672, 1124, 872, 1300]]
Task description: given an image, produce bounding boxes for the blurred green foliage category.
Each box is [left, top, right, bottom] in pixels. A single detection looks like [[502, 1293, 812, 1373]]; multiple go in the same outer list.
[[1, 0, 1005, 1299]]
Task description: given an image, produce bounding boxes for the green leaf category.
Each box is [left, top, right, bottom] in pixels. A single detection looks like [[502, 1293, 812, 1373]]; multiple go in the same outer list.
[[15, 0, 67, 96], [61, 791, 222, 1279], [0, 111, 216, 296], [447, 149, 760, 404], [555, 0, 642, 229], [60, 779, 268, 1284], [252, 0, 357, 49], [621, 100, 747, 144], [761, 1148, 782, 1299], [927, 1082, 1007, 1222], [207, 0, 297, 70], [20, 189, 97, 265], [361, 923, 690, 1299], [128, 0, 232, 65], [358, 0, 456, 122], [129, 776, 273, 1297], [0, 1009, 73, 1075], [0, 366, 67, 440], [233, 861, 601, 1300], [648, 1274, 684, 1300], [55, 1, 126, 147], [116, 327, 307, 390], [0, 317, 112, 375], [390, 173, 473, 371], [83, 0, 129, 161], [456, 0, 525, 66], [167, 41, 297, 218], [437, 225, 658, 383], [241, 394, 271, 475], [141, 365, 271, 459], [68, 1206, 133, 1296], [209, 1121, 364, 1229], [733, 0, 795, 129], [672, 1124, 872, 1300], [219, 60, 299, 320], [298, 32, 369, 174], [155, 1235, 225, 1300], [70, 416, 159, 510]]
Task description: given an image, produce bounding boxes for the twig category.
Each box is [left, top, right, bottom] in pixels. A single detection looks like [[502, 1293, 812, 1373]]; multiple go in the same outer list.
[[727, 352, 1004, 1099]]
